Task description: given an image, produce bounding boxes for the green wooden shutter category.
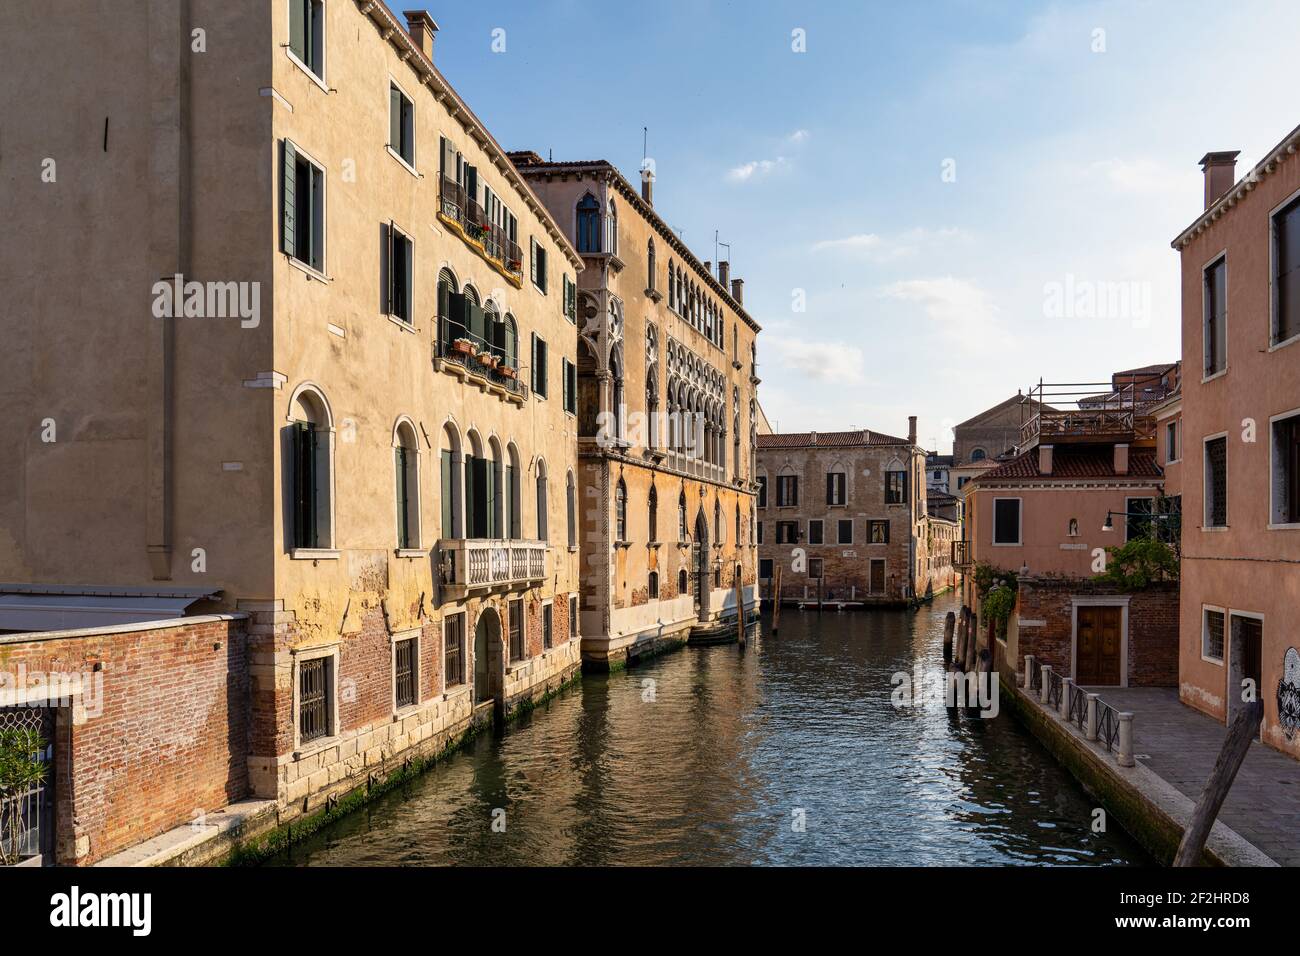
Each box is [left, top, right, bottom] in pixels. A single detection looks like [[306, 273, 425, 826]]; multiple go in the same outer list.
[[289, 0, 306, 62], [384, 222, 394, 315], [395, 447, 410, 548], [506, 464, 516, 538], [485, 462, 497, 538], [464, 457, 476, 539], [293, 422, 317, 549], [440, 449, 454, 538], [389, 86, 400, 150], [281, 140, 297, 257]]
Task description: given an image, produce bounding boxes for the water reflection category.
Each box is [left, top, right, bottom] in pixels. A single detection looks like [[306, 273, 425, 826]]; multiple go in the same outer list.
[[268, 594, 1148, 866]]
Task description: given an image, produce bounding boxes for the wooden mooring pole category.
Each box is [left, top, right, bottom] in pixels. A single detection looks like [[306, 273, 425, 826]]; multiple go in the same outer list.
[[943, 611, 955, 663], [734, 575, 746, 647], [1173, 700, 1264, 866], [772, 567, 783, 634]]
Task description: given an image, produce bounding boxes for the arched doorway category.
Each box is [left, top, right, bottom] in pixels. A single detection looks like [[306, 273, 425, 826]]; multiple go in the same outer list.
[[473, 606, 504, 710], [693, 509, 709, 617]]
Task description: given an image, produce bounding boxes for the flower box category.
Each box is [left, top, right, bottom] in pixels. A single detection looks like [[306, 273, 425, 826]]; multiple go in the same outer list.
[[452, 338, 475, 355], [498, 365, 517, 380], [475, 352, 497, 368]]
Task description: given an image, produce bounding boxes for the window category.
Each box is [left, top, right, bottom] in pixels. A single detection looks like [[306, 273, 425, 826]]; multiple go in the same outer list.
[[757, 520, 764, 544], [808, 558, 824, 579], [1166, 420, 1179, 463], [648, 485, 658, 541], [647, 238, 656, 291], [1273, 196, 1300, 344], [536, 462, 549, 541], [837, 519, 853, 544], [1125, 497, 1154, 540], [440, 425, 460, 539], [289, 387, 332, 550], [678, 490, 687, 542], [281, 141, 325, 272], [385, 222, 413, 323], [563, 274, 577, 323], [444, 615, 465, 687], [714, 498, 722, 543], [970, 448, 986, 462], [993, 498, 1021, 545], [776, 521, 798, 544], [1204, 255, 1227, 376], [508, 600, 524, 662], [615, 479, 628, 542], [562, 357, 577, 414], [869, 520, 889, 544], [885, 470, 908, 505], [679, 569, 688, 594], [389, 83, 415, 167], [288, 0, 324, 80], [530, 237, 548, 293], [576, 193, 602, 253], [531, 334, 548, 397], [394, 423, 419, 549], [569, 595, 579, 640], [298, 654, 333, 744], [826, 471, 846, 505], [566, 471, 577, 547], [1203, 607, 1225, 662], [1205, 436, 1227, 528], [394, 637, 417, 709], [1272, 413, 1300, 524], [648, 571, 659, 599], [542, 603, 553, 650], [808, 519, 824, 545], [757, 475, 768, 508], [776, 474, 799, 507], [759, 558, 773, 579]]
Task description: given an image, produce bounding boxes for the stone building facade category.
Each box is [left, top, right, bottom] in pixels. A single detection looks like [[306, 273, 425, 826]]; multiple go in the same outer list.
[[513, 156, 762, 667], [755, 423, 933, 606], [0, 1, 587, 851]]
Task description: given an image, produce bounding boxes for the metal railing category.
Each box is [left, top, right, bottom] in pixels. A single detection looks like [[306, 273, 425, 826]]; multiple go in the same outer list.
[[1097, 698, 1121, 752], [439, 176, 523, 279], [1027, 657, 1042, 693], [1045, 669, 1063, 710], [1018, 377, 1160, 446], [437, 313, 527, 398], [951, 540, 972, 569], [1067, 681, 1087, 732], [0, 706, 53, 865]]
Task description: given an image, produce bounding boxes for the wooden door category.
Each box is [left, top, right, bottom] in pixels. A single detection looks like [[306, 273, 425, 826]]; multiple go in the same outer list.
[[1077, 606, 1122, 685], [869, 559, 885, 594]]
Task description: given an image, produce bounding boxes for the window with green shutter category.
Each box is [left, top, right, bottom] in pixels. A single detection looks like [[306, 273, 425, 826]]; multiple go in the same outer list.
[[282, 140, 324, 272], [532, 334, 548, 398], [389, 83, 414, 167], [289, 0, 325, 80], [292, 421, 319, 549]]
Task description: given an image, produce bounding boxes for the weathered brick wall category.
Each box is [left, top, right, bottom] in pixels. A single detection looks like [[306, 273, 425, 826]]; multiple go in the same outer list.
[[0, 616, 249, 864], [340, 608, 392, 731], [1012, 577, 1178, 687]]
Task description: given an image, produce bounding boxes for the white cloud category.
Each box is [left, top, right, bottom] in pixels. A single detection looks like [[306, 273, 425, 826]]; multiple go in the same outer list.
[[881, 276, 1010, 352], [726, 156, 788, 183], [763, 334, 865, 383], [811, 227, 967, 260], [786, 129, 810, 145]]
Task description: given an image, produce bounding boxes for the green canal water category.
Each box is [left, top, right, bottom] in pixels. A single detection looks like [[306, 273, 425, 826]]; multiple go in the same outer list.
[[266, 594, 1150, 866]]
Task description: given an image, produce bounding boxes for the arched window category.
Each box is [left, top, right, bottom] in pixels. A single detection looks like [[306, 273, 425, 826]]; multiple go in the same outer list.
[[487, 436, 504, 538], [503, 315, 518, 371], [566, 470, 577, 548], [576, 193, 601, 254], [714, 497, 723, 544], [667, 258, 676, 309], [506, 443, 522, 539], [288, 385, 334, 550], [735, 503, 741, 544], [678, 568, 688, 594], [394, 419, 420, 549], [609, 347, 625, 444], [678, 489, 688, 542], [615, 478, 627, 542], [648, 570, 659, 599], [648, 485, 658, 542], [970, 448, 987, 462], [439, 422, 462, 539], [647, 238, 656, 292], [464, 430, 490, 539], [535, 459, 549, 541], [437, 267, 458, 354], [608, 199, 618, 256]]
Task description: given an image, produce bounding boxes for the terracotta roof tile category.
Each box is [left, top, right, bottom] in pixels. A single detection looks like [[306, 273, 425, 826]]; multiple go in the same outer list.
[[757, 429, 910, 449], [974, 447, 1162, 482]]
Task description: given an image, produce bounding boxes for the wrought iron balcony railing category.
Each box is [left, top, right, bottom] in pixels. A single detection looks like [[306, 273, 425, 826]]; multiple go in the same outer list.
[[439, 176, 524, 280], [436, 311, 528, 399]]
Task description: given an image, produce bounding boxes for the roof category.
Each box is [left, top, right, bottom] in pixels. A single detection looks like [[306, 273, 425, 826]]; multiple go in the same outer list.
[[927, 454, 955, 467], [1172, 122, 1300, 249], [954, 394, 1051, 430], [973, 447, 1163, 483], [508, 154, 759, 333], [758, 429, 911, 449]]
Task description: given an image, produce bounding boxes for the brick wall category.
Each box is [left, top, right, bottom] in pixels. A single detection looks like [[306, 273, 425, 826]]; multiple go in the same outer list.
[[1012, 577, 1177, 687], [0, 615, 249, 864]]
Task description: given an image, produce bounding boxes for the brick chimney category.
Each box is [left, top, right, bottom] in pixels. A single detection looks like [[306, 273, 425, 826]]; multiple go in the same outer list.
[[1038, 444, 1054, 475], [718, 260, 730, 286], [908, 416, 917, 445], [640, 167, 654, 206], [404, 11, 439, 60], [730, 277, 744, 306], [1113, 443, 1129, 476], [1199, 151, 1240, 210]]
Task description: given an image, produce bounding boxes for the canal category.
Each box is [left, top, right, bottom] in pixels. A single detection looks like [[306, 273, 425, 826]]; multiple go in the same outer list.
[[267, 594, 1150, 866]]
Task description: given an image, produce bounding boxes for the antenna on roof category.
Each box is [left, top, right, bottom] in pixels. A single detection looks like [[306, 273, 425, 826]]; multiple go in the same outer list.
[[548, 148, 553, 161], [642, 127, 648, 166]]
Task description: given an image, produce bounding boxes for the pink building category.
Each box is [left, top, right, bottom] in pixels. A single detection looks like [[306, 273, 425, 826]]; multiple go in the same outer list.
[[1172, 127, 1300, 756]]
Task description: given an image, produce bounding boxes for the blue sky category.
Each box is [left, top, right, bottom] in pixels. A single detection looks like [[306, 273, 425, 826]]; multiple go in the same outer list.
[[432, 0, 1300, 452]]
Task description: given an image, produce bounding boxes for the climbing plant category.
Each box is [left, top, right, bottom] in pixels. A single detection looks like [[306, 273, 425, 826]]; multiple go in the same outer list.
[[972, 561, 1017, 598], [0, 727, 47, 866], [1097, 535, 1179, 589]]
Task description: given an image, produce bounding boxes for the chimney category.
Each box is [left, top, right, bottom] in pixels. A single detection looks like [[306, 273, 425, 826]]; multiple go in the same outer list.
[[640, 166, 654, 206], [908, 416, 917, 445], [730, 277, 744, 305], [1038, 444, 1054, 476], [1199, 151, 1240, 210], [404, 10, 439, 60], [1113, 443, 1129, 476], [810, 430, 818, 445], [718, 260, 730, 287]]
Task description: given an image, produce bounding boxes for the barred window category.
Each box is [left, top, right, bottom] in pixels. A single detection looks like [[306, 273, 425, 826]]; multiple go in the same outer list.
[[1205, 436, 1227, 528], [1203, 608, 1225, 662], [444, 615, 465, 687], [509, 600, 524, 662], [394, 638, 417, 709], [543, 603, 553, 650], [298, 656, 332, 744]]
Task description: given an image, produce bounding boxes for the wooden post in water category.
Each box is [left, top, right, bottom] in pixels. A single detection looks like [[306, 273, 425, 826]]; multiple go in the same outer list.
[[1174, 700, 1264, 866], [817, 576, 823, 613], [734, 574, 746, 647], [772, 567, 783, 633], [943, 611, 955, 663]]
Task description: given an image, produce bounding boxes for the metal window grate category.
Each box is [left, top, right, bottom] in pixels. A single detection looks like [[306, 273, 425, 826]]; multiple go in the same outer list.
[[444, 617, 464, 687], [0, 706, 53, 864], [542, 604, 553, 650], [508, 602, 524, 662], [1206, 437, 1227, 527], [298, 657, 331, 744], [395, 638, 417, 709]]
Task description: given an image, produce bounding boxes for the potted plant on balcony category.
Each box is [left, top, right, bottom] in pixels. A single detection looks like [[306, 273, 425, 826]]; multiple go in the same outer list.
[[475, 350, 497, 369], [498, 364, 517, 380], [452, 337, 476, 356]]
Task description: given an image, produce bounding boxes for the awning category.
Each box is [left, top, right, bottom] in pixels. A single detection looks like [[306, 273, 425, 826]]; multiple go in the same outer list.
[[0, 585, 222, 635]]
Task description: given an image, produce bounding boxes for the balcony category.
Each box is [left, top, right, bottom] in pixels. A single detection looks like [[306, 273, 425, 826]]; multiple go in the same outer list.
[[436, 538, 546, 597], [438, 176, 524, 286], [952, 540, 972, 570], [434, 302, 528, 404], [1018, 379, 1154, 449]]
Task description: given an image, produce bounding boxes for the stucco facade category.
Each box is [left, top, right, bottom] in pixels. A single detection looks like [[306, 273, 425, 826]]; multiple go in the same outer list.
[[1171, 128, 1300, 756]]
